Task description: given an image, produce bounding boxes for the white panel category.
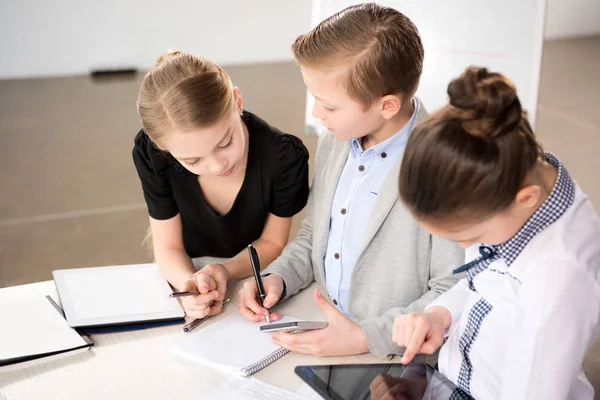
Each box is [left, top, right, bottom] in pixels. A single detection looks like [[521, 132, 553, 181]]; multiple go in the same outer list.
[[0, 0, 312, 79], [545, 0, 600, 39]]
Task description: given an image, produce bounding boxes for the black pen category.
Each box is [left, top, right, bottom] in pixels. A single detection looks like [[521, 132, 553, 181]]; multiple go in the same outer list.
[[248, 245, 270, 323]]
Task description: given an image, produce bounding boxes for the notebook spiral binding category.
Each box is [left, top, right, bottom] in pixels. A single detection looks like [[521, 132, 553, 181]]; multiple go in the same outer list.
[[241, 347, 289, 376]]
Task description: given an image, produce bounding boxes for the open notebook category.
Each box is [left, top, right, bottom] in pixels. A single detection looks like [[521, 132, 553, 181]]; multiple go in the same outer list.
[[173, 312, 299, 376], [0, 296, 92, 369]]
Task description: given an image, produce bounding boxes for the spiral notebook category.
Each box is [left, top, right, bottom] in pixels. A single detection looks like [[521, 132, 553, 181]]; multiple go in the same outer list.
[[173, 312, 299, 376]]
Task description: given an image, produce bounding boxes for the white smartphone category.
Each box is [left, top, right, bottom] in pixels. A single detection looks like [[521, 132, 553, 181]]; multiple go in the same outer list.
[[260, 321, 328, 333]]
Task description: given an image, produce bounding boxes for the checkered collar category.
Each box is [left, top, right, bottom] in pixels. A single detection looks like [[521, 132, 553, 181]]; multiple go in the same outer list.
[[491, 152, 575, 266]]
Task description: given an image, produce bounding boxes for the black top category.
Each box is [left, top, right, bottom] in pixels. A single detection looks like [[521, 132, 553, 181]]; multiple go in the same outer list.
[[132, 111, 309, 258]]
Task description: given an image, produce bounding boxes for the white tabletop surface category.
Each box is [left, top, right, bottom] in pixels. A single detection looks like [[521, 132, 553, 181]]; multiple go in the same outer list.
[[0, 277, 398, 399]]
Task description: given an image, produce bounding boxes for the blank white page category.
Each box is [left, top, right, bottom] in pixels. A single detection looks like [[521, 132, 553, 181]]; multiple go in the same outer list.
[[205, 377, 307, 400], [0, 297, 86, 361], [62, 265, 173, 320]]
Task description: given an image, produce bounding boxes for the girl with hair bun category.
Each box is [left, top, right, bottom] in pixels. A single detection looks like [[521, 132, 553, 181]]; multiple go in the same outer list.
[[132, 50, 309, 320], [392, 66, 600, 399]]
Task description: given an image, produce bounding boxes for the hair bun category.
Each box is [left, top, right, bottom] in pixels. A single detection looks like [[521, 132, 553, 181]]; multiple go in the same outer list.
[[447, 66, 522, 138], [156, 49, 183, 66]]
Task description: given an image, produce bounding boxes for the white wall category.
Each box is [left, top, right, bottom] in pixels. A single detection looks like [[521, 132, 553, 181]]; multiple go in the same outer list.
[[545, 0, 600, 39], [0, 0, 312, 79], [0, 0, 598, 79], [307, 0, 549, 131]]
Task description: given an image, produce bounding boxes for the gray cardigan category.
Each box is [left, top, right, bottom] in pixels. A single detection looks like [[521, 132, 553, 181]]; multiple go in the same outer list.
[[263, 98, 465, 358]]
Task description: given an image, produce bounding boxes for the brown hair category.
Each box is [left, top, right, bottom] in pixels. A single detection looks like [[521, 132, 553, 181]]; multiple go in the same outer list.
[[291, 3, 424, 107], [399, 66, 544, 223], [137, 49, 234, 148]]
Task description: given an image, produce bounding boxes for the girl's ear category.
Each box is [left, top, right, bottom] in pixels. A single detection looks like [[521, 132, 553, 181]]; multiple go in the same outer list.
[[515, 184, 542, 210], [233, 87, 243, 114]]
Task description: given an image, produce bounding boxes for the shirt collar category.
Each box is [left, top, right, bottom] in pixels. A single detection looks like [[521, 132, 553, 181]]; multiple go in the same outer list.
[[492, 152, 576, 266]]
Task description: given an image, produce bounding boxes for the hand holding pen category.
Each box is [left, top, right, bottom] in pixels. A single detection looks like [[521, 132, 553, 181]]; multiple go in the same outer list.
[[170, 290, 232, 333], [182, 298, 231, 333], [236, 245, 285, 323], [172, 263, 229, 320]]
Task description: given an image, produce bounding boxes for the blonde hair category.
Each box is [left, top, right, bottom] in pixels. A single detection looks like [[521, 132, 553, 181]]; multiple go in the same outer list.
[[292, 3, 424, 108], [142, 226, 154, 254], [137, 49, 235, 147]]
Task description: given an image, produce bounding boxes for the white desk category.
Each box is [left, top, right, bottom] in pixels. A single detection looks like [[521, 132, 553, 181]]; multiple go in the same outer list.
[[0, 278, 399, 400]]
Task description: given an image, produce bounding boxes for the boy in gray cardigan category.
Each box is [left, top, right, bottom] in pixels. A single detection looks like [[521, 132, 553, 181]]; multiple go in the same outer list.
[[238, 3, 464, 359]]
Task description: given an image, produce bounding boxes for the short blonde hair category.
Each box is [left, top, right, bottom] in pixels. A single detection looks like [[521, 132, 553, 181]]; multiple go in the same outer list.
[[137, 50, 234, 147], [292, 3, 424, 107]]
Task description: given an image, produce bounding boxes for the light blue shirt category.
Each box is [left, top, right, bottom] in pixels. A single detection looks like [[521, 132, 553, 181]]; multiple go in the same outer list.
[[324, 100, 418, 315]]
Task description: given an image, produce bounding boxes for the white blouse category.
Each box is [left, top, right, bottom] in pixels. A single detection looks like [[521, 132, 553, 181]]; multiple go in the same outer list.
[[428, 154, 600, 400]]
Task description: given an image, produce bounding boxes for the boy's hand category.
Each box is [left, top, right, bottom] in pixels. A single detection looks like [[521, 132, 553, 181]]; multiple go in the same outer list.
[[238, 274, 284, 322], [270, 288, 368, 356], [393, 306, 451, 364]]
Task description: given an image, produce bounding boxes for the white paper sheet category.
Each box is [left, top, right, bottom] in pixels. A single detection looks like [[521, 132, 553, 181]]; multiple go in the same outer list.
[[0, 297, 87, 361], [296, 383, 324, 399], [204, 377, 308, 400], [63, 265, 173, 320]]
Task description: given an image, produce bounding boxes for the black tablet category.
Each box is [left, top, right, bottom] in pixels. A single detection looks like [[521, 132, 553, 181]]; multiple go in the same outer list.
[[295, 363, 408, 400]]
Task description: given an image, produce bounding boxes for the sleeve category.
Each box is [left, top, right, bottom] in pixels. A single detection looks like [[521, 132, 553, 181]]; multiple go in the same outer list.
[[426, 243, 478, 335], [132, 131, 179, 220], [498, 259, 600, 400], [426, 278, 471, 337], [359, 235, 466, 358], [264, 187, 316, 298], [269, 134, 310, 218], [262, 132, 333, 297]]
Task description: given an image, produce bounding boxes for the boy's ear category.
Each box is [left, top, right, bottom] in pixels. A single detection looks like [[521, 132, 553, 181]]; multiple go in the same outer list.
[[379, 94, 402, 119]]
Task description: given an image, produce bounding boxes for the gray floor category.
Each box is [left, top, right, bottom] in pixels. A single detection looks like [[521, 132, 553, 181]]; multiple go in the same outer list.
[[0, 36, 599, 394], [0, 61, 317, 287]]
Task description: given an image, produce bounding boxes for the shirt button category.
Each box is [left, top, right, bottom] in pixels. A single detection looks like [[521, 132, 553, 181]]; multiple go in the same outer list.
[[381, 152, 387, 158], [341, 208, 347, 215], [334, 253, 340, 260], [333, 299, 338, 305], [358, 165, 365, 172]]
